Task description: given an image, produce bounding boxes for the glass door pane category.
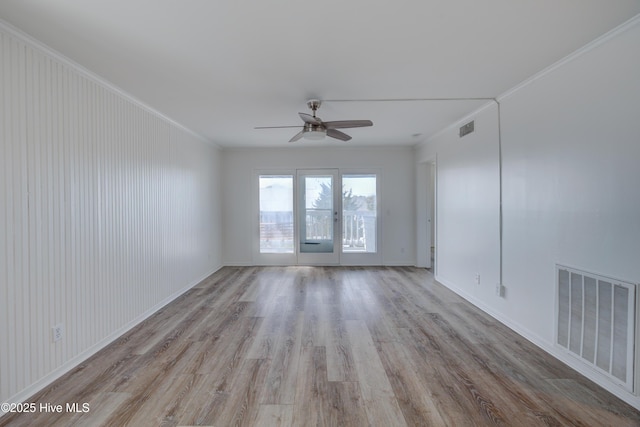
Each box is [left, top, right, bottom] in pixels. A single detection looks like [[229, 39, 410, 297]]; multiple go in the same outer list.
[[298, 169, 340, 264]]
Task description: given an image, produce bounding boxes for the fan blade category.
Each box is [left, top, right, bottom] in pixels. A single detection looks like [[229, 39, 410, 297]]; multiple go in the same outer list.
[[289, 130, 305, 142], [299, 112, 322, 125], [323, 120, 373, 129], [326, 129, 352, 141], [254, 126, 302, 129]]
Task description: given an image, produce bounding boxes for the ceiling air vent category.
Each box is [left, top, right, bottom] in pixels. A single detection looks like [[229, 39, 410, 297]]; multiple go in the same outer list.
[[459, 120, 474, 137]]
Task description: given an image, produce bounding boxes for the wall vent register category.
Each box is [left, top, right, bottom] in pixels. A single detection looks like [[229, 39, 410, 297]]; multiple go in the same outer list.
[[459, 120, 474, 137], [556, 265, 636, 392]]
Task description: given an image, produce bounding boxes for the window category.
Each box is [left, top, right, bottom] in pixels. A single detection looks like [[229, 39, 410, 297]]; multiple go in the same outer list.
[[259, 175, 294, 253], [342, 174, 377, 253]]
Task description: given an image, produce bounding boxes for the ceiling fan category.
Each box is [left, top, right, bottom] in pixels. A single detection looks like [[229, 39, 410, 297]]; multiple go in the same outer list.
[[255, 100, 373, 142]]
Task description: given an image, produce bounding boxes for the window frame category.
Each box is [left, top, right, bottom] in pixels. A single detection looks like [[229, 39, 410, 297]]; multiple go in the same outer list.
[[253, 170, 298, 265], [340, 169, 382, 266]]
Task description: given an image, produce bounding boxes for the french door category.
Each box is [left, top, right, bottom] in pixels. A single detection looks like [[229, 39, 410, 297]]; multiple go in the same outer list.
[[256, 169, 379, 265], [297, 169, 340, 265]]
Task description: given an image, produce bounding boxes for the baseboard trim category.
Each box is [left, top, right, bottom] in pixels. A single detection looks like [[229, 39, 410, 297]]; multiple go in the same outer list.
[[434, 273, 640, 410], [223, 261, 254, 267], [1, 264, 222, 409]]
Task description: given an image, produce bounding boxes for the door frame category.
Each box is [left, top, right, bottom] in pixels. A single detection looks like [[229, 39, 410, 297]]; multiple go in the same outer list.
[[297, 169, 341, 265], [253, 168, 381, 266]]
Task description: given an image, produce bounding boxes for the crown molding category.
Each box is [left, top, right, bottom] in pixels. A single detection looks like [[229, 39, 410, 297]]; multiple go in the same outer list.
[[420, 12, 640, 148], [417, 99, 497, 149], [0, 18, 219, 149], [497, 13, 640, 103]]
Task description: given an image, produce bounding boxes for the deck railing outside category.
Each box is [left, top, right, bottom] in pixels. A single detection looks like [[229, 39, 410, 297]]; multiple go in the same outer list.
[[259, 211, 376, 253]]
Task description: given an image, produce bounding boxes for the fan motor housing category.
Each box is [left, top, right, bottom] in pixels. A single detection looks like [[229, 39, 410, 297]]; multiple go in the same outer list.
[[307, 99, 321, 112], [304, 123, 324, 132]]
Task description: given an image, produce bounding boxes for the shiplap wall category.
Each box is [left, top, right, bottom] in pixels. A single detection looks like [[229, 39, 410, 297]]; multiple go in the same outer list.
[[0, 25, 221, 403]]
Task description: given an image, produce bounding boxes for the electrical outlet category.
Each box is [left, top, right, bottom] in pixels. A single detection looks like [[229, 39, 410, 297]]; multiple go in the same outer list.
[[495, 283, 505, 297], [475, 273, 481, 285], [52, 324, 64, 343]]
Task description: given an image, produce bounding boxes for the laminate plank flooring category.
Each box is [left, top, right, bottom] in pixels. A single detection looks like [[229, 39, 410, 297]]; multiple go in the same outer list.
[[2, 266, 640, 426]]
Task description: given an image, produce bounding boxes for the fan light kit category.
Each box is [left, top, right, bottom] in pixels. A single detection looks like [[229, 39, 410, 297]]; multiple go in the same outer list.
[[304, 130, 326, 140], [255, 99, 373, 142]]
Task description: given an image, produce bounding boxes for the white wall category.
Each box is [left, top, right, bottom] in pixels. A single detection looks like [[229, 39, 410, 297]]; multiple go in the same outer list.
[[221, 146, 416, 266], [417, 104, 501, 298], [0, 24, 222, 404], [416, 17, 640, 407]]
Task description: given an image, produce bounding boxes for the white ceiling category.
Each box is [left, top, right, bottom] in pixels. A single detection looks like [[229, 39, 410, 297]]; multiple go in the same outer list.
[[1, 1, 639, 148]]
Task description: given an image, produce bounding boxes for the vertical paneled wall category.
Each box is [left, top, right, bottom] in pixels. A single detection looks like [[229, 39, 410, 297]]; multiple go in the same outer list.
[[0, 26, 221, 403]]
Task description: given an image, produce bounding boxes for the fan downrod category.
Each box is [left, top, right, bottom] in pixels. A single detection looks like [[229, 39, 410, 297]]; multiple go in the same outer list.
[[307, 99, 321, 117]]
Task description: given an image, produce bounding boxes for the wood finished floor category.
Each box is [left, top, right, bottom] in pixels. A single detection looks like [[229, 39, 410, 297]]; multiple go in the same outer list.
[[2, 266, 640, 427]]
